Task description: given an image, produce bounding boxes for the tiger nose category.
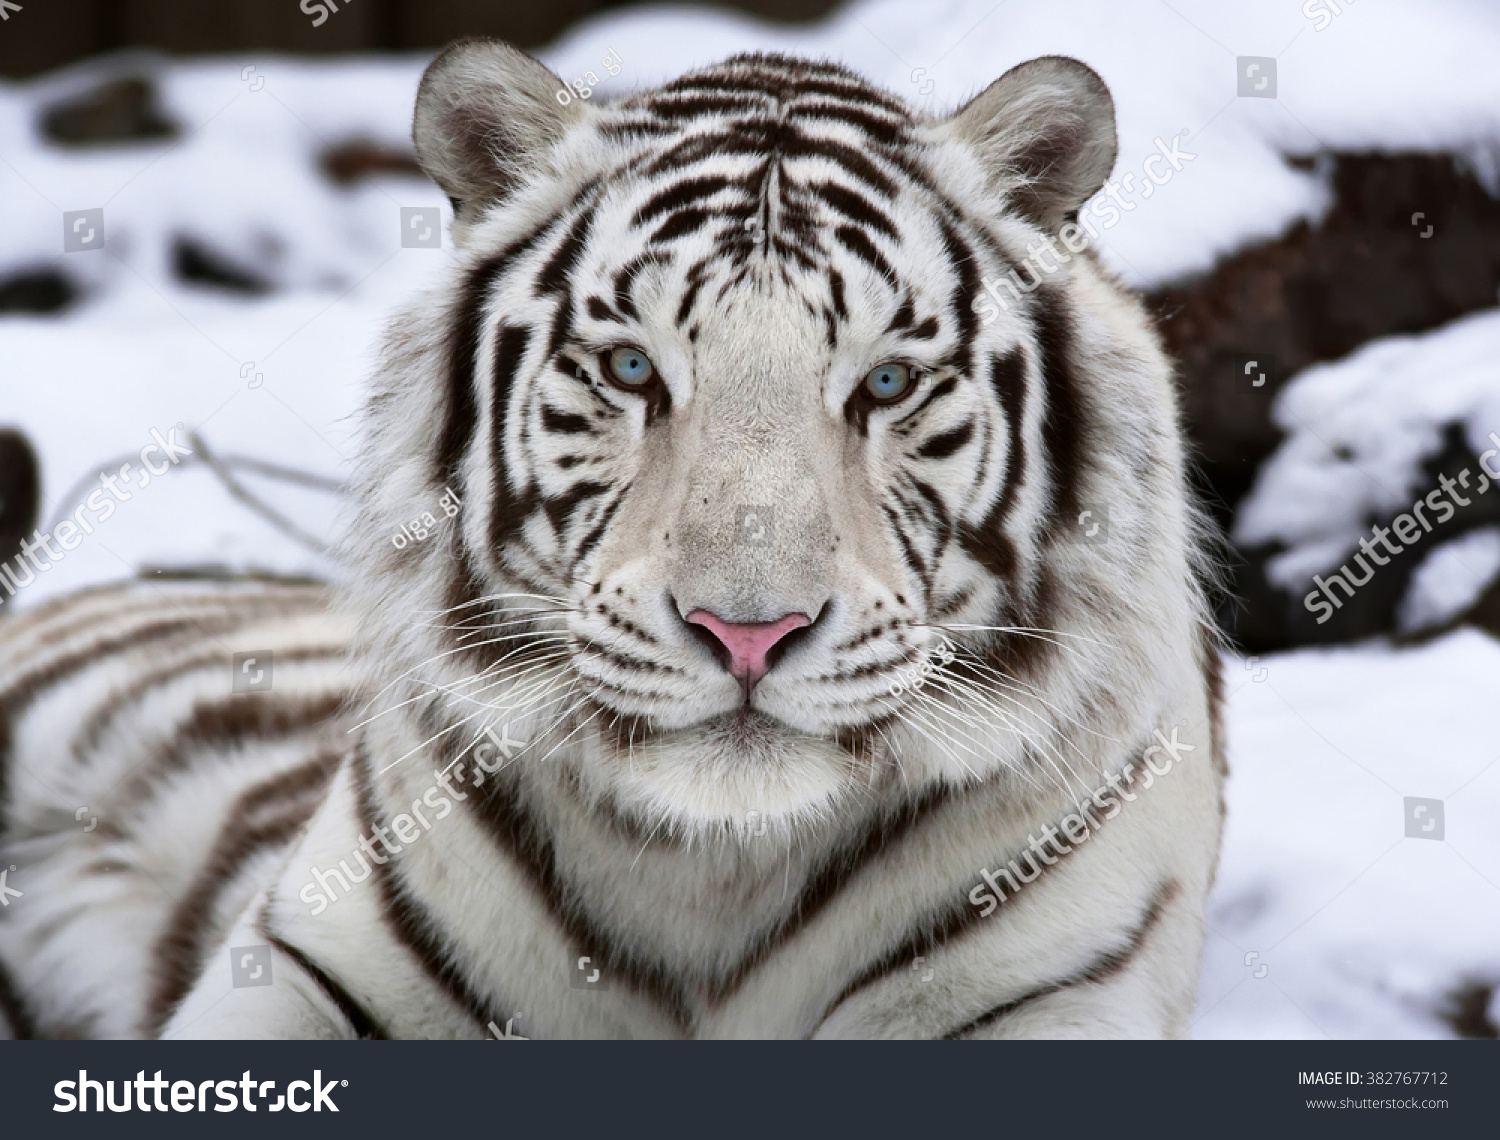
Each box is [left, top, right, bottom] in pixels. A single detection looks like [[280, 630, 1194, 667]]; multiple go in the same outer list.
[[684, 609, 811, 689]]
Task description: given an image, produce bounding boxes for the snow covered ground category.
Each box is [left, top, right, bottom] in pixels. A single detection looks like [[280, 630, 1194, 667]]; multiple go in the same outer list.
[[2, 0, 1497, 1037], [1236, 309, 1500, 632]]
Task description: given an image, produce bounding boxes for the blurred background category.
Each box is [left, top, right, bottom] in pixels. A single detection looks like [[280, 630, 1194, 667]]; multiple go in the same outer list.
[[1, 0, 1497, 1039]]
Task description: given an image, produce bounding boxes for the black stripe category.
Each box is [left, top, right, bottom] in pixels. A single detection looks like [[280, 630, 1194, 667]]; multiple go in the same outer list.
[[675, 268, 707, 326], [883, 501, 929, 587], [1033, 288, 1087, 541], [631, 175, 737, 227], [885, 295, 915, 332], [910, 315, 940, 340], [486, 323, 535, 555], [0, 606, 310, 822], [149, 750, 342, 1034], [71, 643, 345, 767], [612, 252, 667, 321], [785, 135, 900, 199], [916, 421, 974, 460], [263, 933, 390, 1040], [990, 348, 1028, 528], [646, 94, 770, 120], [535, 204, 596, 295], [651, 208, 712, 244], [106, 690, 349, 815], [572, 485, 627, 569], [813, 745, 1155, 1033], [455, 748, 694, 1031], [828, 269, 848, 320], [908, 477, 950, 537], [355, 751, 513, 1035], [786, 75, 910, 116], [942, 880, 1181, 1039], [811, 180, 899, 241], [543, 480, 611, 537], [905, 376, 957, 422], [0, 953, 35, 1039], [937, 216, 980, 379], [790, 98, 906, 144], [835, 225, 896, 284], [540, 405, 595, 436], [439, 236, 539, 488], [704, 782, 953, 1003], [957, 350, 1026, 581]]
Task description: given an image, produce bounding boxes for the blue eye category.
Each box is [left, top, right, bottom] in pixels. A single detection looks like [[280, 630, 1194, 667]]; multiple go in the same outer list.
[[863, 362, 914, 403], [605, 346, 656, 388]]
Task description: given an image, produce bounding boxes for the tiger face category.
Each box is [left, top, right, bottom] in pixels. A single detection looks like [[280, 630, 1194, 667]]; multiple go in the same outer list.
[[367, 43, 1156, 831]]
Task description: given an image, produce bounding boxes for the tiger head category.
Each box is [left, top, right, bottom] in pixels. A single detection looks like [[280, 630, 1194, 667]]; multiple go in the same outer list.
[[352, 41, 1197, 836]]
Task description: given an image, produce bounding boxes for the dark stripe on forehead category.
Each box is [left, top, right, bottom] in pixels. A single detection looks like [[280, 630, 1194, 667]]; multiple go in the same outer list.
[[887, 295, 915, 332], [612, 251, 668, 321], [650, 208, 712, 245], [644, 93, 772, 120], [675, 264, 708, 327], [937, 215, 980, 379], [828, 269, 848, 319], [835, 225, 897, 285], [536, 202, 598, 296], [631, 174, 740, 227], [790, 98, 907, 144], [784, 135, 899, 198], [661, 55, 912, 116], [784, 75, 910, 116]]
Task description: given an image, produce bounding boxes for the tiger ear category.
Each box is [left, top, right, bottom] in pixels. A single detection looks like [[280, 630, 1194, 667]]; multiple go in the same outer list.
[[413, 38, 588, 221], [945, 56, 1117, 232]]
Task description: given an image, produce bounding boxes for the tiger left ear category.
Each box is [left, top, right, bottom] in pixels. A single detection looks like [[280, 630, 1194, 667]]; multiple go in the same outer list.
[[944, 56, 1117, 232], [413, 38, 589, 224]]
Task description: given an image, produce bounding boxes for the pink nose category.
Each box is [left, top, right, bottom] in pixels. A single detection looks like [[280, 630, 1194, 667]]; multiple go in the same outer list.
[[685, 609, 811, 688]]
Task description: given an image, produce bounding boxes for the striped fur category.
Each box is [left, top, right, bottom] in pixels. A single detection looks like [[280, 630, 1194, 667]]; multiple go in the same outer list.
[[0, 44, 1224, 1039]]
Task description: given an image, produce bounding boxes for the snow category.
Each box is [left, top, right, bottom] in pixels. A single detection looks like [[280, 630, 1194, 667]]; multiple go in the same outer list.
[[1235, 308, 1500, 618], [1397, 526, 1500, 633], [1201, 635, 1500, 1039], [2, 0, 1498, 1038]]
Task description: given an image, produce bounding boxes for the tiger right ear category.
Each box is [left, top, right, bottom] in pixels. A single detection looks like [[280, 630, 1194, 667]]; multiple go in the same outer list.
[[413, 38, 588, 221], [945, 56, 1117, 232]]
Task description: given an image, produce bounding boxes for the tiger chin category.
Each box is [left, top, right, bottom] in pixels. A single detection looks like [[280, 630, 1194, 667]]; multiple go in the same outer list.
[[0, 40, 1226, 1040]]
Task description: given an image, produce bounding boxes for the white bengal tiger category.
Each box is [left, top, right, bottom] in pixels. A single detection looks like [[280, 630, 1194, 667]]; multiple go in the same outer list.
[[0, 41, 1225, 1040]]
